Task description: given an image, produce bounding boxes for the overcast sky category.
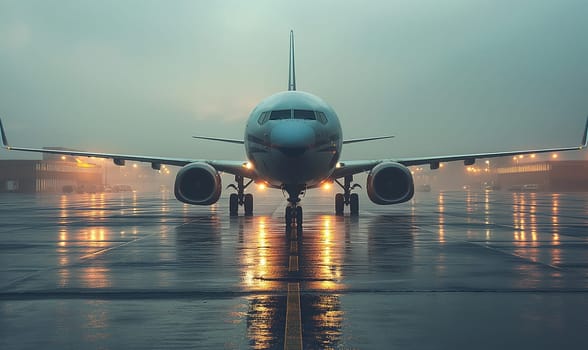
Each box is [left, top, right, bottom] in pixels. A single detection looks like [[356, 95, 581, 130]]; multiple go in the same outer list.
[[1, 0, 587, 162]]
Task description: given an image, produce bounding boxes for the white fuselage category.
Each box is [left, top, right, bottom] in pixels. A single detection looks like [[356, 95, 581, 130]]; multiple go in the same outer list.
[[244, 91, 343, 189]]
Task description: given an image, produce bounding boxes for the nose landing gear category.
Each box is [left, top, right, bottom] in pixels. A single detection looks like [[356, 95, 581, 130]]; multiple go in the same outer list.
[[283, 185, 305, 232], [334, 175, 361, 216], [228, 175, 254, 216]]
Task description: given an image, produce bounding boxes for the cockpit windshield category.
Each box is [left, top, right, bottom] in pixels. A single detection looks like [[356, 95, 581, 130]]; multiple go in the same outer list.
[[269, 110, 291, 120], [258, 109, 328, 124], [293, 110, 316, 120]]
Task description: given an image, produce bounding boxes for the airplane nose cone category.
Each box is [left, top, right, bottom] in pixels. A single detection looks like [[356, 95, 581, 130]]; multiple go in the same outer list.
[[271, 122, 315, 157]]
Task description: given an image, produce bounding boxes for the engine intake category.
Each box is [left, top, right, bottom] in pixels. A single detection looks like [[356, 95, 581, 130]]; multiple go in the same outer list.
[[367, 162, 414, 204], [174, 162, 221, 205]]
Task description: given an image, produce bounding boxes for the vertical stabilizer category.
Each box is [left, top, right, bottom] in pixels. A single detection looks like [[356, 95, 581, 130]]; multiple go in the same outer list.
[[288, 30, 296, 91]]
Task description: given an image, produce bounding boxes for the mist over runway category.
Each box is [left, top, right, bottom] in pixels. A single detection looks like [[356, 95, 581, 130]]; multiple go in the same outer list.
[[1, 190, 588, 349]]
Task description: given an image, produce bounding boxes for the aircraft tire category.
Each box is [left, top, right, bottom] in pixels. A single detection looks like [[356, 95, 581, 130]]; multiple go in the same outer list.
[[285, 207, 293, 231], [244, 194, 253, 216], [350, 193, 359, 216], [296, 206, 303, 231], [229, 193, 238, 216], [335, 193, 344, 215]]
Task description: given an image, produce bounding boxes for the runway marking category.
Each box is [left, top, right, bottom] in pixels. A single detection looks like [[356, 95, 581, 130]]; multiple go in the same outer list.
[[414, 224, 564, 271], [288, 256, 299, 272], [1, 218, 195, 291], [284, 282, 302, 350], [290, 241, 298, 254], [285, 226, 302, 348]]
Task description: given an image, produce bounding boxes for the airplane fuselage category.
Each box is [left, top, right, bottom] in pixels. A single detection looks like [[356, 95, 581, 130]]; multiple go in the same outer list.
[[244, 91, 342, 189]]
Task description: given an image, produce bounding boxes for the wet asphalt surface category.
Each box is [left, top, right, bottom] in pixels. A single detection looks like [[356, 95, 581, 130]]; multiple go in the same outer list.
[[1, 189, 588, 349]]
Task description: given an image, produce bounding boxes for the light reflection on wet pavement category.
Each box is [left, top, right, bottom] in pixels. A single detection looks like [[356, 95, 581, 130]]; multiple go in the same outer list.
[[1, 190, 588, 349]]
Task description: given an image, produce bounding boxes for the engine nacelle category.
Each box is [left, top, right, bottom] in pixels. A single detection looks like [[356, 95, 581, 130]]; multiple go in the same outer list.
[[367, 162, 414, 205], [174, 162, 221, 205]]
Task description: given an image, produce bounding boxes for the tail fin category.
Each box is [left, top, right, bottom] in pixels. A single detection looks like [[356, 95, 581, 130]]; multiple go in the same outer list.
[[288, 30, 296, 91]]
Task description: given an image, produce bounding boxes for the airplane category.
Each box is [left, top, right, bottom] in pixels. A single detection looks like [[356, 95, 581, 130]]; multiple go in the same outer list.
[[1, 31, 587, 231]]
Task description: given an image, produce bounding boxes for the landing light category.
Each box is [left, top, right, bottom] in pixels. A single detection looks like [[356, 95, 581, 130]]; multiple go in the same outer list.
[[257, 183, 266, 190], [243, 161, 254, 170], [322, 182, 332, 191]]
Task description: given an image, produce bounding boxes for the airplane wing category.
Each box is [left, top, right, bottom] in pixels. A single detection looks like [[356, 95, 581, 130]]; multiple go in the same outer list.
[[0, 118, 256, 179], [332, 116, 588, 179], [342, 135, 394, 144], [192, 136, 245, 144]]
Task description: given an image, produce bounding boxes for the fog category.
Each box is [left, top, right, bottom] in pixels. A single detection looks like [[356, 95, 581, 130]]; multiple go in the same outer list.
[[1, 0, 587, 163]]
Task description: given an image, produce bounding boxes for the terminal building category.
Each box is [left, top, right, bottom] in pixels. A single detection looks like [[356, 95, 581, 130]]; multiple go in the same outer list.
[[494, 160, 588, 191], [413, 153, 588, 192], [0, 149, 104, 193], [1, 147, 173, 194]]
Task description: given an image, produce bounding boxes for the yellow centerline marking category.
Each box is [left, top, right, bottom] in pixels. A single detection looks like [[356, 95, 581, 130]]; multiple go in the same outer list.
[[290, 241, 298, 254], [288, 255, 299, 272], [285, 224, 302, 348], [284, 282, 302, 350]]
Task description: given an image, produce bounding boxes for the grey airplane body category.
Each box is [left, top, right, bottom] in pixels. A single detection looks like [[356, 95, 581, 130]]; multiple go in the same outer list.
[[1, 30, 587, 230]]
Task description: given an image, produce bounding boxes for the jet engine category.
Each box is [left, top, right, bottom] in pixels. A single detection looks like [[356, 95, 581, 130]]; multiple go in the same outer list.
[[367, 162, 414, 204], [174, 162, 222, 205]]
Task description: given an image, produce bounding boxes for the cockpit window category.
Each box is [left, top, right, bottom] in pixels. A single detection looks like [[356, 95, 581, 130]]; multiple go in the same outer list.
[[257, 111, 270, 125], [293, 109, 316, 120], [269, 109, 292, 120], [316, 111, 328, 124]]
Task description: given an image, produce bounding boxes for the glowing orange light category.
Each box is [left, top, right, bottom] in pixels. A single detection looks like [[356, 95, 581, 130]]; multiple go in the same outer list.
[[552, 153, 558, 159], [530, 154, 536, 158], [133, 164, 138, 168], [322, 182, 332, 190], [74, 158, 96, 168], [61, 156, 66, 160], [257, 183, 266, 190], [243, 161, 254, 170]]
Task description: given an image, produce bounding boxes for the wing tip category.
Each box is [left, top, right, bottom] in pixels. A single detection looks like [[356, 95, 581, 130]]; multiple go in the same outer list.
[[0, 117, 9, 148], [582, 115, 588, 149]]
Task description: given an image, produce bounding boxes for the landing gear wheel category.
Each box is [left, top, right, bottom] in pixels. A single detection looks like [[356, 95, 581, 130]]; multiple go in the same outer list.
[[285, 207, 293, 227], [229, 193, 238, 216], [228, 175, 254, 217], [296, 206, 303, 232], [335, 193, 344, 215], [244, 193, 253, 216], [350, 193, 359, 216]]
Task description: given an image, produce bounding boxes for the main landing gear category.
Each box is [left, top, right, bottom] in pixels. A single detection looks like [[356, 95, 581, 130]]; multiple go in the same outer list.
[[334, 175, 361, 216], [283, 185, 305, 232], [228, 175, 254, 216]]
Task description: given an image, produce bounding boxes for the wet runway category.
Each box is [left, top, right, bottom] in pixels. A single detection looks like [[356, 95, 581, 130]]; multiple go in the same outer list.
[[1, 189, 588, 349]]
